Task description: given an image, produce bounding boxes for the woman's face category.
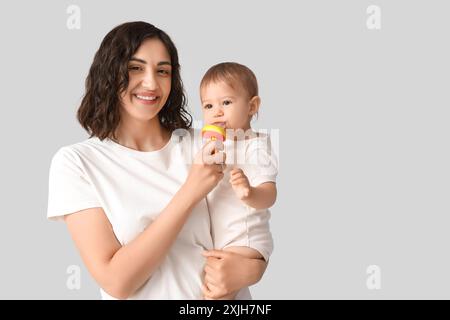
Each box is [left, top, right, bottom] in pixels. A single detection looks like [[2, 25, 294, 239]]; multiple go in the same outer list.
[[120, 38, 172, 123]]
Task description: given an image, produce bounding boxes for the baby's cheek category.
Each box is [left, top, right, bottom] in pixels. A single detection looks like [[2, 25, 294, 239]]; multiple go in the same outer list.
[[203, 112, 213, 122]]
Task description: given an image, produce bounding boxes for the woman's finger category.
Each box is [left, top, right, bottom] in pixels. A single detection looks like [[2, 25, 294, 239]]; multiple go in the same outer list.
[[203, 282, 226, 299], [205, 274, 219, 286], [202, 249, 228, 259], [212, 164, 223, 173], [205, 140, 224, 154], [212, 150, 226, 164], [202, 283, 214, 299], [202, 141, 224, 164], [204, 263, 216, 275]]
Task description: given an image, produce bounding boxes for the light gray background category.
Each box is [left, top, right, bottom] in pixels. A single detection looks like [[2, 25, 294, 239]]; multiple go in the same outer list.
[[0, 0, 448, 299]]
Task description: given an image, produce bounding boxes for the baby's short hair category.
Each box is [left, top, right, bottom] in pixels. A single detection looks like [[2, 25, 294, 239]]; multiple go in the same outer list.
[[200, 62, 258, 98]]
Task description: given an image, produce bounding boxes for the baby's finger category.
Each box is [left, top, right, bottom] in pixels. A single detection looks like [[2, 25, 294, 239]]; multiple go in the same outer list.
[[229, 171, 245, 180], [229, 174, 244, 183], [230, 176, 245, 184], [230, 177, 249, 186], [230, 168, 243, 176]]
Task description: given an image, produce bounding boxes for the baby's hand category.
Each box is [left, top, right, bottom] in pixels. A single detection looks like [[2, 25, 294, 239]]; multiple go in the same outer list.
[[229, 168, 251, 200]]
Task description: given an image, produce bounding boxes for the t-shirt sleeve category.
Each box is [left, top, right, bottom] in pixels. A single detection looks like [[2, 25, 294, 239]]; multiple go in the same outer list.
[[246, 135, 279, 187], [47, 146, 101, 221]]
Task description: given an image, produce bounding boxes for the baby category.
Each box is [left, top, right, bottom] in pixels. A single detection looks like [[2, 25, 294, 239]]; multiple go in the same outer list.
[[200, 62, 278, 299]]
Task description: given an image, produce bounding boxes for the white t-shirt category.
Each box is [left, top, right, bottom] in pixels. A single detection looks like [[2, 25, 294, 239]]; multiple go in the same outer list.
[[47, 128, 251, 299], [207, 133, 278, 261]]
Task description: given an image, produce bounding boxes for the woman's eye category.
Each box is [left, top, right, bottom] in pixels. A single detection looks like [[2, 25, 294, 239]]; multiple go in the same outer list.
[[158, 69, 171, 76], [128, 65, 142, 71], [223, 100, 232, 106]]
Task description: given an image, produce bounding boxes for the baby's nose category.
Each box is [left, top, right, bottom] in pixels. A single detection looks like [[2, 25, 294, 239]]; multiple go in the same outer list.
[[214, 108, 224, 117]]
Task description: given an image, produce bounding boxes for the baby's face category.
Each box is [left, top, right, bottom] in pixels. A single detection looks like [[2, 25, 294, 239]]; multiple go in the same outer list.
[[200, 80, 254, 131]]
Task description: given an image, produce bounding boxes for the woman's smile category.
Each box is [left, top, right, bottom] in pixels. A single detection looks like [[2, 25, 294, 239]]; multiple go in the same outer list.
[[133, 92, 160, 105]]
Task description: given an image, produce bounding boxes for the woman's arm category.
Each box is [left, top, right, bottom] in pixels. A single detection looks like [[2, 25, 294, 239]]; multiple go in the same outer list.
[[65, 141, 225, 299], [66, 184, 197, 299], [201, 250, 268, 299]]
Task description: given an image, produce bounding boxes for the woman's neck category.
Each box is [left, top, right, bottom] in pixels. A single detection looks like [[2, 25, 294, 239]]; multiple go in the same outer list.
[[113, 117, 171, 152]]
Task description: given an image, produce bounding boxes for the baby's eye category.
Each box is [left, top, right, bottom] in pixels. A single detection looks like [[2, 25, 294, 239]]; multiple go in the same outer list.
[[203, 104, 213, 109], [223, 100, 232, 106]]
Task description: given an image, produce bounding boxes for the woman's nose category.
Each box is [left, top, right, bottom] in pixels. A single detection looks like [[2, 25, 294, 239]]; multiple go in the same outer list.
[[142, 71, 158, 90]]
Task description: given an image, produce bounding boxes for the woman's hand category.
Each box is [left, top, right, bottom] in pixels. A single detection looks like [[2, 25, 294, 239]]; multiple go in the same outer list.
[[201, 250, 267, 299], [184, 140, 226, 203]]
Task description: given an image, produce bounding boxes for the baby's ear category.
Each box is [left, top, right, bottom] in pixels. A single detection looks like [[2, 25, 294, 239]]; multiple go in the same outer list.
[[248, 96, 261, 116]]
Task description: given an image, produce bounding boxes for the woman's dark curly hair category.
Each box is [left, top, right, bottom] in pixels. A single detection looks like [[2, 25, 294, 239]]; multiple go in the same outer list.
[[77, 21, 192, 140]]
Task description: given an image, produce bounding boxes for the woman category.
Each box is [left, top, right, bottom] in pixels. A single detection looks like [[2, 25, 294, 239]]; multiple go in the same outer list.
[[47, 21, 267, 299]]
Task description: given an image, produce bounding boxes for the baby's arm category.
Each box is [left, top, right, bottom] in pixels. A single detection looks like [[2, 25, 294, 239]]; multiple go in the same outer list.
[[229, 168, 277, 209]]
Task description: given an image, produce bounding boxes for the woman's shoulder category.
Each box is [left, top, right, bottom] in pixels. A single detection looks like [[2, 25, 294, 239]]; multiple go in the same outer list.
[[50, 137, 103, 166]]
